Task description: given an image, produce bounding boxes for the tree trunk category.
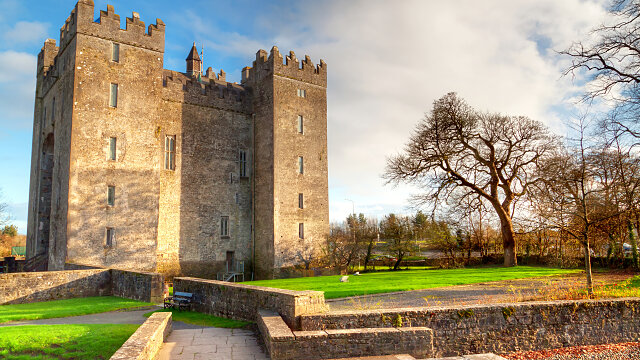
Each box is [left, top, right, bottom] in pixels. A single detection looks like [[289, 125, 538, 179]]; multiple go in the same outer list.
[[393, 253, 403, 270], [628, 220, 639, 269], [364, 240, 374, 271], [584, 239, 594, 297], [500, 219, 517, 267]]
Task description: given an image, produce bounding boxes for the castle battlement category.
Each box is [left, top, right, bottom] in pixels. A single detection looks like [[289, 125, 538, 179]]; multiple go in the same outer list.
[[162, 71, 248, 113], [242, 46, 327, 87], [56, 1, 165, 54]]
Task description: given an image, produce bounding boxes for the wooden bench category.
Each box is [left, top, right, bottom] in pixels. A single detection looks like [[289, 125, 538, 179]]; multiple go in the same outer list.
[[163, 291, 193, 311]]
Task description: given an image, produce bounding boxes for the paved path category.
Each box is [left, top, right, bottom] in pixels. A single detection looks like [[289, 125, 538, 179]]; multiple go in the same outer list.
[[158, 327, 268, 360], [0, 307, 153, 327]]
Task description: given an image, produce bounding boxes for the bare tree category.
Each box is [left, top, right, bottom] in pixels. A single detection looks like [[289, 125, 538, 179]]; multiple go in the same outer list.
[[534, 119, 616, 296], [561, 1, 640, 139], [385, 93, 558, 266]]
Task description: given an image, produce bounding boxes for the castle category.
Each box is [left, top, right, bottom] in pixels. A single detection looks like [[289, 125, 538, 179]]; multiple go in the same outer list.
[[25, 1, 329, 279]]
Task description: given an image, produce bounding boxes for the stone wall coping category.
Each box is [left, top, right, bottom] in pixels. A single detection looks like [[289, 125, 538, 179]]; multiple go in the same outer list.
[[0, 269, 107, 278], [303, 297, 640, 317], [110, 311, 172, 360], [258, 309, 296, 341], [175, 276, 324, 297]]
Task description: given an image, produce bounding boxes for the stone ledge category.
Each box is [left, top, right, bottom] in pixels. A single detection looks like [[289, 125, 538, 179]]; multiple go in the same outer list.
[[110, 311, 172, 360], [258, 309, 434, 360]]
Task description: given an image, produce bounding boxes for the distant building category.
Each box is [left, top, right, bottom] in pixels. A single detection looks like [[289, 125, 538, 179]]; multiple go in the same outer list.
[[26, 0, 329, 279]]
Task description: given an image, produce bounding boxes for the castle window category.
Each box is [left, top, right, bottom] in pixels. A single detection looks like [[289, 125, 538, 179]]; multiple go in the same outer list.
[[298, 193, 304, 209], [106, 227, 115, 247], [235, 193, 239, 204], [107, 186, 115, 206], [239, 150, 247, 177], [109, 83, 118, 108], [111, 43, 120, 62], [221, 216, 229, 237], [51, 98, 55, 122], [164, 135, 176, 170], [299, 223, 304, 239], [108, 137, 116, 161], [297, 89, 306, 98], [297, 115, 304, 134], [298, 156, 304, 174]]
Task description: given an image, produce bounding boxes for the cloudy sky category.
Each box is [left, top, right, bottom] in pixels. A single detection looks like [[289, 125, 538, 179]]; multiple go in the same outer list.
[[0, 0, 610, 233]]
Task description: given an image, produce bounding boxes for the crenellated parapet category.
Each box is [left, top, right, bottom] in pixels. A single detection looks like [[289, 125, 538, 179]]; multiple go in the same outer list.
[[242, 46, 326, 87], [58, 1, 165, 54], [37, 39, 59, 76], [162, 70, 249, 113]]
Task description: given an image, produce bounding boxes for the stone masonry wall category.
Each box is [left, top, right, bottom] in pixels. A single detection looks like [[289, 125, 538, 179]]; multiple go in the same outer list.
[[0, 269, 163, 305], [300, 298, 640, 357], [0, 269, 111, 304], [173, 276, 326, 328], [111, 269, 164, 303], [110, 312, 172, 360], [258, 309, 433, 360]]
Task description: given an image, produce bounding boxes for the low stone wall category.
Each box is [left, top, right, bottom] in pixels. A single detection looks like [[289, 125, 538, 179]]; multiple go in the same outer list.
[[110, 312, 172, 360], [112, 269, 164, 303], [300, 298, 640, 357], [174, 277, 327, 328], [0, 269, 164, 305], [0, 269, 111, 304], [258, 309, 433, 360]]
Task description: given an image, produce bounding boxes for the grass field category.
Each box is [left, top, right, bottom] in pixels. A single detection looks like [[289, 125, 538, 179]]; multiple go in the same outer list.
[[144, 309, 251, 328], [0, 324, 138, 359], [0, 296, 154, 324], [244, 265, 581, 299]]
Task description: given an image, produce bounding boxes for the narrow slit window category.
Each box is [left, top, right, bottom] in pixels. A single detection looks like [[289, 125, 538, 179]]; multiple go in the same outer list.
[[299, 223, 304, 239], [107, 186, 115, 206], [298, 193, 304, 209], [108, 137, 116, 161], [111, 43, 120, 62], [164, 135, 176, 170], [239, 150, 247, 177], [298, 156, 304, 174], [106, 227, 115, 247], [297, 115, 304, 134], [51, 98, 56, 122], [221, 216, 229, 237], [109, 83, 118, 107]]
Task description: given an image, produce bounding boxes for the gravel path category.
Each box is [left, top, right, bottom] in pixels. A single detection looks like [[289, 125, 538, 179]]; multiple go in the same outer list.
[[327, 272, 634, 311], [505, 342, 640, 360]]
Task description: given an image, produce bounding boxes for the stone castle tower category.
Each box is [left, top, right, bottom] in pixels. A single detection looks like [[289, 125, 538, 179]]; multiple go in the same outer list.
[[25, 0, 329, 279]]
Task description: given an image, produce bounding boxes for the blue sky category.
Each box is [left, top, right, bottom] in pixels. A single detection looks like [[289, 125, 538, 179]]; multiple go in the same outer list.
[[0, 0, 610, 234]]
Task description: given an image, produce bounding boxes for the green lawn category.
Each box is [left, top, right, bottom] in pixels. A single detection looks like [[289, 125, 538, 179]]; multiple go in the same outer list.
[[144, 309, 251, 328], [0, 324, 138, 359], [0, 296, 154, 324], [244, 266, 582, 299]]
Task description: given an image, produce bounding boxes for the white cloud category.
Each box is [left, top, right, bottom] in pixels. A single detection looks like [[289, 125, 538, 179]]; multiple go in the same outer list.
[[3, 21, 48, 45], [0, 50, 36, 128]]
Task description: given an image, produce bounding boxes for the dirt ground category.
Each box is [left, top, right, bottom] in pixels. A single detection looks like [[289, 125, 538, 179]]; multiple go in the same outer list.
[[327, 270, 636, 311]]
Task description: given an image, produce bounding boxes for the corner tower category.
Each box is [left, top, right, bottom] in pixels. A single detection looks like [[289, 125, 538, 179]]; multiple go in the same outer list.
[[243, 47, 329, 279]]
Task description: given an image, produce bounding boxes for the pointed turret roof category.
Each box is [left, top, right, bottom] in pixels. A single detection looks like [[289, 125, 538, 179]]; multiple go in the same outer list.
[[186, 42, 201, 61]]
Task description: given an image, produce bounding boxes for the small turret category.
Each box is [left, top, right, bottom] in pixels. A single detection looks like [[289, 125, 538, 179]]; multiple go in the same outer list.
[[186, 43, 202, 78]]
